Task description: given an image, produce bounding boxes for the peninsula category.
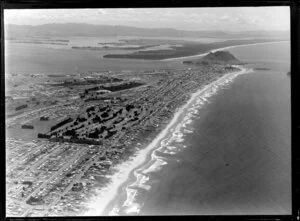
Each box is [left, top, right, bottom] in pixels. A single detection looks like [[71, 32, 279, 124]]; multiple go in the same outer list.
[[6, 53, 244, 216]]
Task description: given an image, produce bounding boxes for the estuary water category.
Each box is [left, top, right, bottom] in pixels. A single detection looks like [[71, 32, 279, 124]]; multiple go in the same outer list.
[[5, 41, 182, 75], [105, 41, 291, 215], [6, 35, 228, 75]]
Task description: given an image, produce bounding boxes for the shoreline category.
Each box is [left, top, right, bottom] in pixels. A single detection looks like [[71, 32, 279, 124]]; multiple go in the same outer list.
[[107, 65, 253, 215], [82, 65, 252, 216], [162, 41, 288, 61]]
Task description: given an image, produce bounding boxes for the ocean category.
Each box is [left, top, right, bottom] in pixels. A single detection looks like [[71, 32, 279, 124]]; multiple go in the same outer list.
[[104, 41, 291, 215]]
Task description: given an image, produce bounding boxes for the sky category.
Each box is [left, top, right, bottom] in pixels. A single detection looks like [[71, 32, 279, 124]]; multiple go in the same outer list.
[[4, 7, 290, 32]]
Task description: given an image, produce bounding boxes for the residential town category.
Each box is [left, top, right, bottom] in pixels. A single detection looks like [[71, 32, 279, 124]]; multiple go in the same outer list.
[[6, 63, 240, 216]]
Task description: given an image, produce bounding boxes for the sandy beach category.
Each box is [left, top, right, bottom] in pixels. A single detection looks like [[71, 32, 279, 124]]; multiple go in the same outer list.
[[161, 41, 288, 61], [82, 66, 252, 216]]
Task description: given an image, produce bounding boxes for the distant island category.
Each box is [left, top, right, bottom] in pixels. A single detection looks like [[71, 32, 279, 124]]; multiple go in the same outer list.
[[11, 40, 68, 45], [254, 67, 271, 71], [72, 44, 159, 51], [183, 51, 242, 65]]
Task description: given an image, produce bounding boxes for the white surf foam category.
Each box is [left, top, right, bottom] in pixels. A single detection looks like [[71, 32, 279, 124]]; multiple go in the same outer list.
[[83, 66, 253, 216]]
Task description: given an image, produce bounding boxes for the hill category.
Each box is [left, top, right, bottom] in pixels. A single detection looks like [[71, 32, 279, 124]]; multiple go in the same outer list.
[[5, 23, 290, 39], [183, 51, 242, 65]]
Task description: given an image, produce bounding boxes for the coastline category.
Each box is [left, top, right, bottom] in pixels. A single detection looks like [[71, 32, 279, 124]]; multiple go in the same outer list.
[[82, 65, 252, 216], [162, 41, 288, 61]]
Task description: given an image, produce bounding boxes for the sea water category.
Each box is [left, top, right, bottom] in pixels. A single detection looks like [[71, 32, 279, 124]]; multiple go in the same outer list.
[[109, 41, 291, 215]]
